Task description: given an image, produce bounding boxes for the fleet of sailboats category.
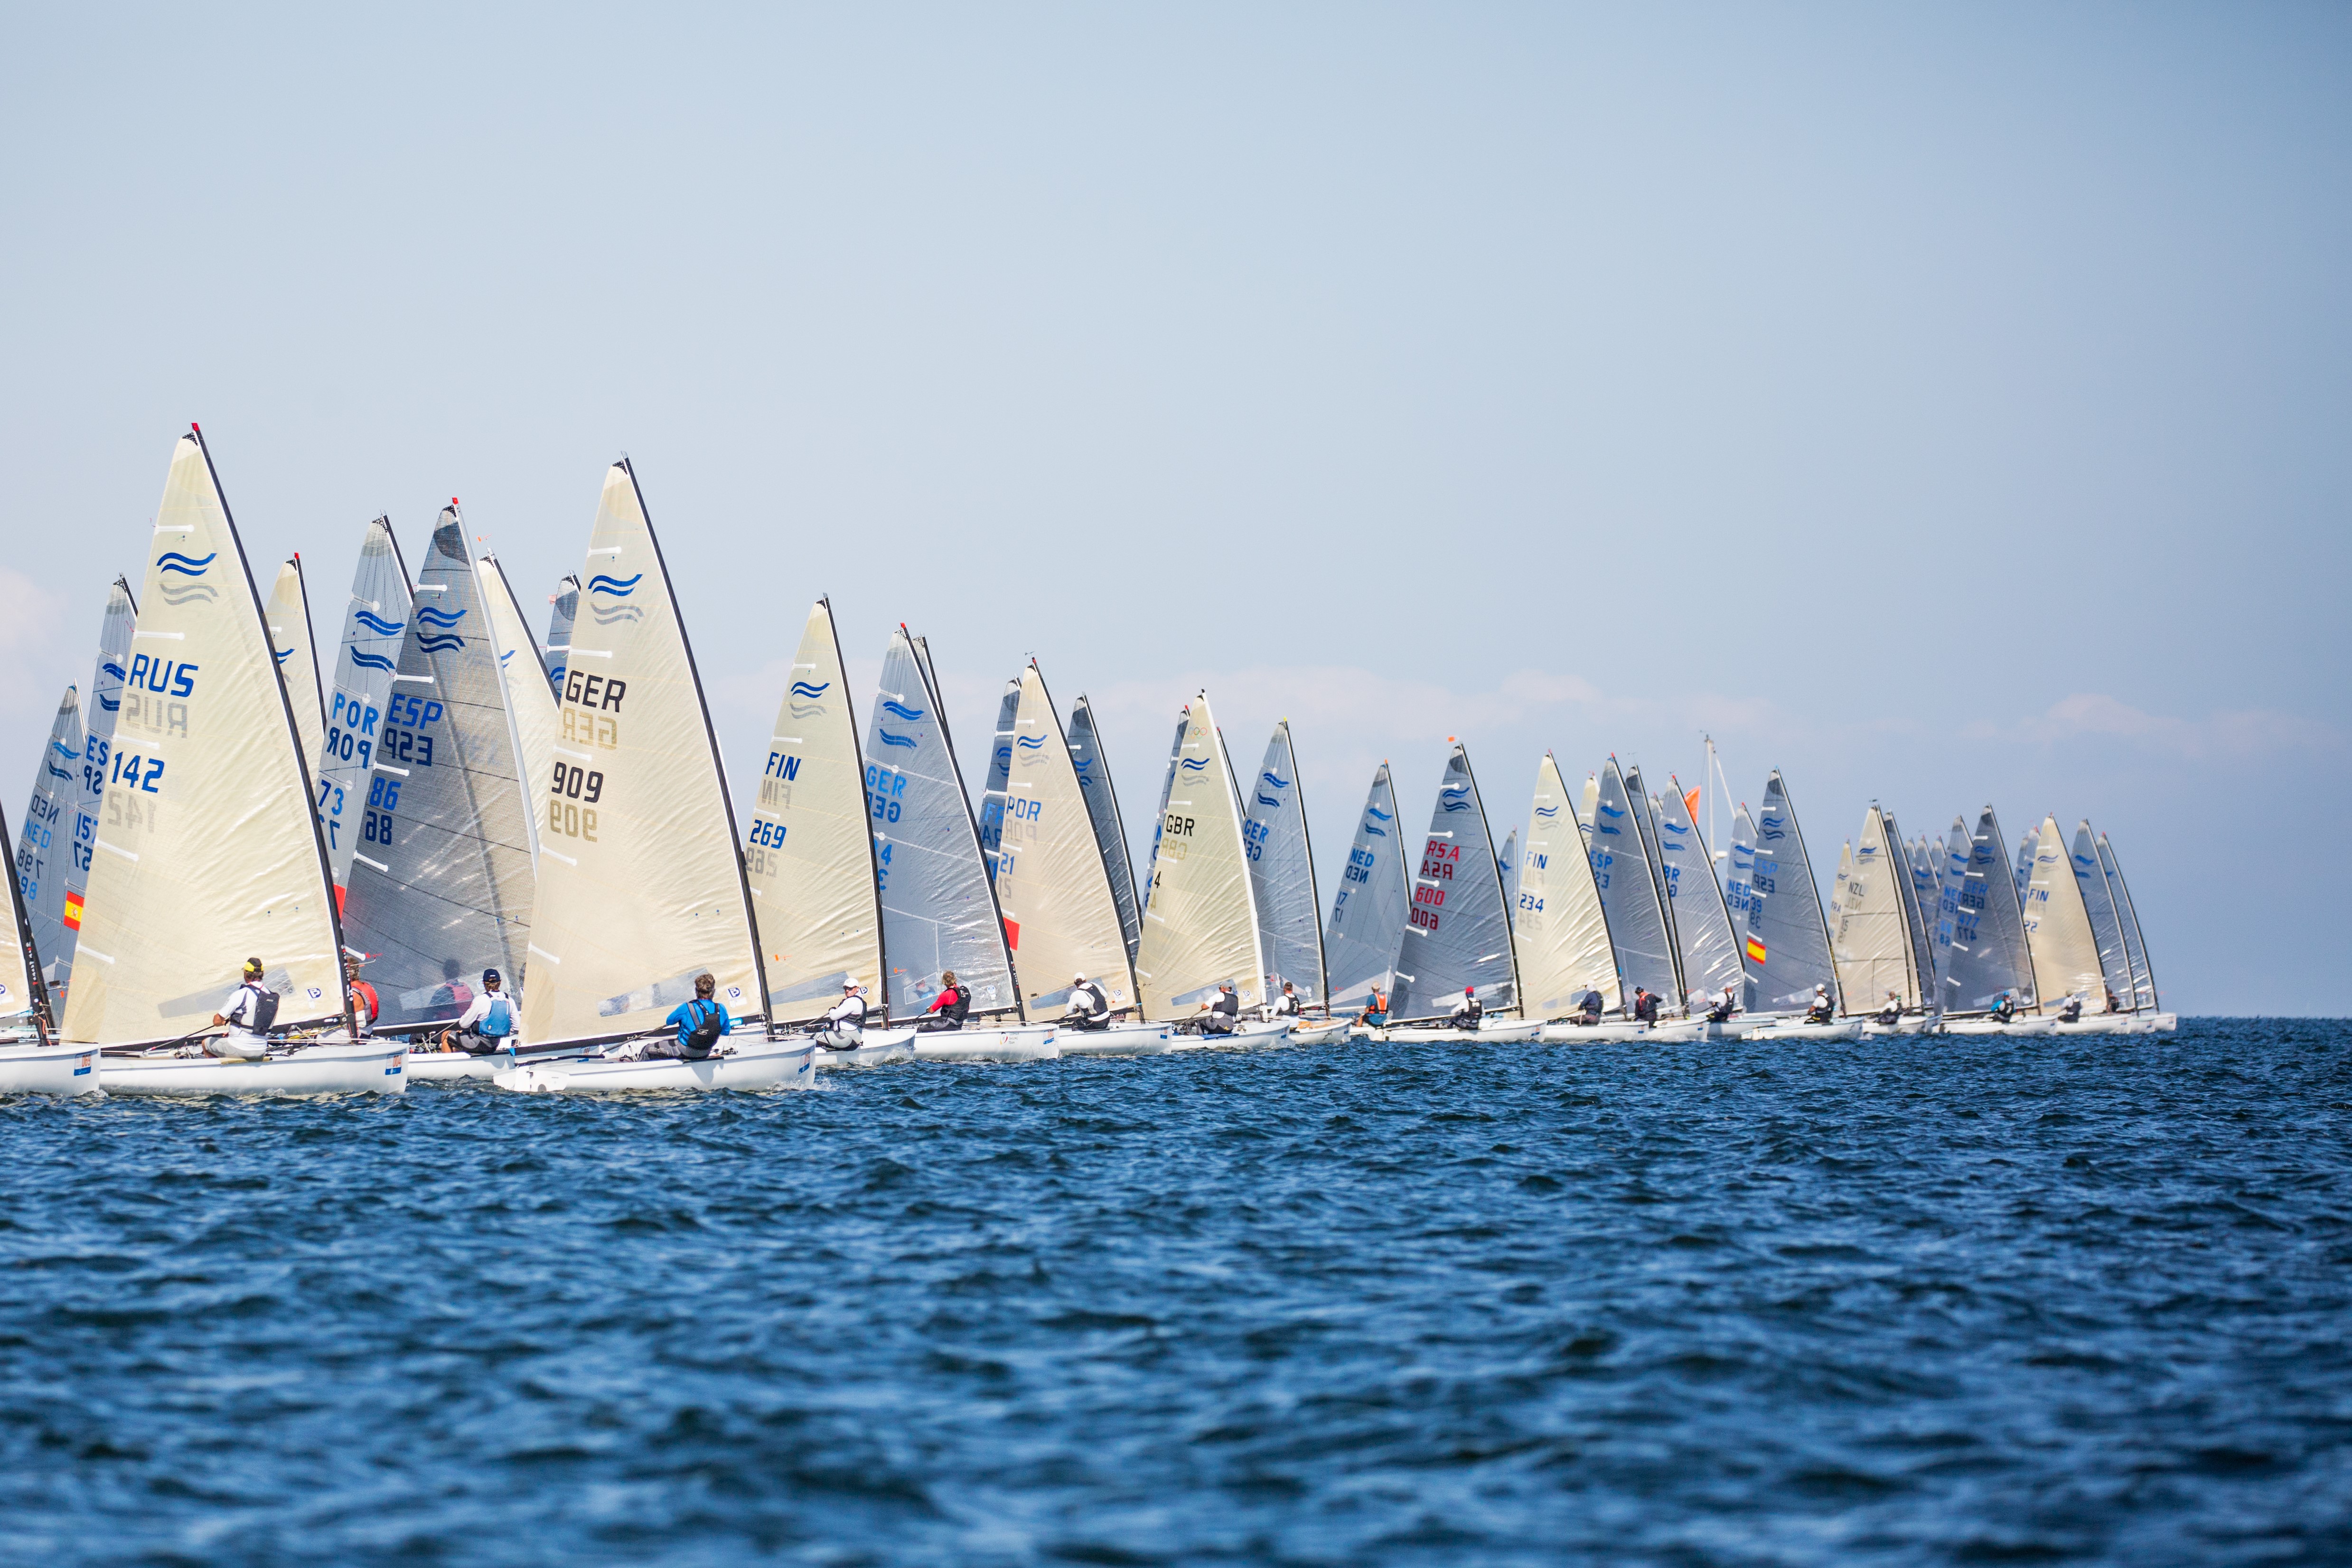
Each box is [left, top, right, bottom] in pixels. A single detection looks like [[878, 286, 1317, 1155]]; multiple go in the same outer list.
[[0, 429, 2180, 1094]]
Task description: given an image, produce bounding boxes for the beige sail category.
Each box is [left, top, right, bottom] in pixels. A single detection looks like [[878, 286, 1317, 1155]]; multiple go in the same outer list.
[[63, 432, 346, 1046], [743, 599, 882, 1025], [476, 553, 560, 862], [517, 461, 765, 1047], [1135, 693, 1264, 1018], [993, 662, 1135, 1014], [1512, 752, 1620, 1017], [1832, 807, 1916, 1011], [2020, 813, 2107, 1013], [264, 556, 326, 778]]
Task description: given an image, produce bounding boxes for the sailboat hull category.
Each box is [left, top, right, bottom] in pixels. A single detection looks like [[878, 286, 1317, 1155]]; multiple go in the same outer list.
[[2051, 1014, 2141, 1035], [1537, 1019, 1715, 1044], [1942, 1016, 2060, 1037], [1380, 1018, 1545, 1043], [492, 1038, 817, 1093], [1056, 1023, 1175, 1057], [101, 1040, 409, 1096], [0, 1043, 103, 1095], [1282, 1020, 1354, 1047], [808, 1024, 920, 1067], [1167, 1020, 1294, 1051], [909, 1024, 1060, 1063], [404, 1043, 594, 1080], [1743, 1018, 1865, 1043], [1860, 1015, 1938, 1035]]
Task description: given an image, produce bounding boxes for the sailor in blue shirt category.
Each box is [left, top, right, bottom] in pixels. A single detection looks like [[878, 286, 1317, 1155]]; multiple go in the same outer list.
[[633, 972, 728, 1060]]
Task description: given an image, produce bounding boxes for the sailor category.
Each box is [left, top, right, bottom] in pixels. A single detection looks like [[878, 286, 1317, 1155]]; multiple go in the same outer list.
[[1705, 986, 1737, 1024], [1195, 981, 1240, 1035], [207, 959, 275, 1060], [1271, 981, 1303, 1019], [1805, 983, 1836, 1024], [916, 971, 970, 1033], [344, 953, 380, 1034], [637, 972, 728, 1060], [1575, 988, 1605, 1026], [1064, 973, 1111, 1031], [2058, 993, 2083, 1023], [2105, 985, 2123, 1013], [440, 969, 518, 1055], [814, 980, 867, 1050], [1449, 985, 1482, 1031], [1989, 991, 2017, 1024], [1632, 987, 1660, 1026], [1876, 991, 1902, 1027], [1356, 988, 1389, 1029]]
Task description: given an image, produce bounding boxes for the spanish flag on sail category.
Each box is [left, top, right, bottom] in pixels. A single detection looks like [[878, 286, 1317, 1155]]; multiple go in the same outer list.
[[1744, 933, 1767, 966], [62, 893, 84, 932]]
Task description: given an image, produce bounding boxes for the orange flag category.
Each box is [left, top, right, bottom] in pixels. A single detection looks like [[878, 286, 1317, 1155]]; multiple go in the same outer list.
[[1683, 785, 1702, 824]]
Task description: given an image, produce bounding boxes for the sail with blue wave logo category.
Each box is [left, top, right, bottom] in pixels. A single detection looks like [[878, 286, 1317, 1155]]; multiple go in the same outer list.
[[1932, 816, 1968, 979], [14, 687, 84, 986], [740, 599, 883, 1025], [992, 663, 1137, 1013], [1241, 721, 1325, 1003], [1724, 801, 1756, 932], [340, 509, 538, 1030], [1939, 806, 2034, 1014], [1588, 757, 1679, 1009], [1066, 695, 1142, 964], [862, 628, 1018, 1021], [1321, 762, 1411, 1009], [975, 676, 1022, 884], [516, 461, 766, 1046], [1135, 694, 1264, 1018], [2021, 816, 2106, 1014], [1389, 741, 1518, 1021], [62, 429, 350, 1047], [1657, 776, 1745, 1006], [0, 795, 54, 1031], [543, 574, 580, 701], [2097, 832, 2156, 1011], [2069, 820, 2134, 1011], [1743, 770, 1837, 1014], [476, 552, 560, 860], [318, 516, 413, 896], [264, 557, 326, 784], [1498, 829, 1518, 926], [59, 577, 138, 995], [1511, 752, 1618, 1018]]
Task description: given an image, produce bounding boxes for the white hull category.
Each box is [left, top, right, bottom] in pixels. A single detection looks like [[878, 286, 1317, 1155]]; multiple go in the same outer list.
[[2052, 1014, 2140, 1035], [909, 1023, 1060, 1062], [101, 1040, 410, 1096], [1056, 1023, 1175, 1057], [1942, 1015, 2061, 1037], [1744, 1019, 1866, 1043], [2143, 1012, 2179, 1033], [1380, 1017, 1544, 1043], [1283, 1020, 1354, 1047], [0, 1042, 103, 1095], [404, 1047, 506, 1080], [1538, 1019, 1715, 1043], [1860, 1015, 1938, 1036], [808, 1023, 921, 1067], [1168, 1020, 1294, 1051], [493, 1038, 816, 1094]]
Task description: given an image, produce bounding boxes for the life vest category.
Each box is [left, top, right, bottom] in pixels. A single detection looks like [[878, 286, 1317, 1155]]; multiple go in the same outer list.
[[941, 986, 970, 1023], [1072, 981, 1106, 1017], [349, 980, 380, 1025], [478, 995, 515, 1037], [1273, 991, 1300, 1016]]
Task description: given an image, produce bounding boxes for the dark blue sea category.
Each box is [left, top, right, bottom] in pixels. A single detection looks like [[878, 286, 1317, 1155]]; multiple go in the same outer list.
[[2, 1020, 2346, 1566]]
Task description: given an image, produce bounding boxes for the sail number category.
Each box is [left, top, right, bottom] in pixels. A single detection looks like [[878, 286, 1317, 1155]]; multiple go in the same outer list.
[[1344, 845, 1376, 884], [548, 762, 603, 844], [1418, 840, 1458, 879], [1242, 818, 1267, 862], [748, 819, 787, 848], [866, 765, 906, 825], [109, 751, 166, 793]]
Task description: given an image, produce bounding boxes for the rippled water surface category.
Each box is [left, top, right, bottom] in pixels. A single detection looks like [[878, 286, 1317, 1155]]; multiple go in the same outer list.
[[2, 1020, 2348, 1565]]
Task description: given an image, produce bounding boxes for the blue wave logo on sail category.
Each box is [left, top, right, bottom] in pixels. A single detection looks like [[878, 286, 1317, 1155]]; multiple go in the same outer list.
[[1016, 735, 1047, 751], [274, 647, 293, 664], [102, 661, 125, 680], [499, 649, 514, 667], [1759, 815, 1786, 840], [45, 760, 70, 782], [1262, 772, 1290, 790], [1367, 806, 1392, 821], [354, 611, 404, 635], [51, 738, 79, 760], [350, 651, 396, 671], [156, 551, 216, 577], [878, 729, 918, 749], [1442, 800, 1472, 812], [1179, 758, 1209, 772], [98, 694, 120, 712], [416, 606, 467, 628], [1534, 805, 1560, 818], [587, 573, 642, 597], [1364, 824, 1387, 836], [881, 700, 926, 723], [790, 681, 829, 700], [1256, 792, 1282, 808], [418, 634, 465, 653], [1598, 803, 1626, 818]]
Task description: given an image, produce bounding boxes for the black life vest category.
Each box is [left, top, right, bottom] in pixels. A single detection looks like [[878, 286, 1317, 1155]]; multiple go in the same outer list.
[[1072, 981, 1107, 1017], [942, 986, 970, 1023]]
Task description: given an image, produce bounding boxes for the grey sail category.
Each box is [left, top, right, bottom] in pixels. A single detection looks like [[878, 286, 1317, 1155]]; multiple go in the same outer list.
[[2015, 833, 2034, 901], [1141, 710, 1190, 905], [1242, 721, 1325, 1001], [1498, 828, 1518, 925], [14, 688, 84, 985], [1590, 757, 1680, 1005], [1883, 809, 1939, 1012], [1906, 830, 1945, 990], [866, 629, 1018, 1021], [338, 510, 537, 1030], [1724, 802, 1758, 936], [2100, 832, 2157, 1010], [543, 573, 581, 701], [1933, 816, 1969, 979], [1323, 762, 1410, 1009], [1066, 695, 1141, 962], [318, 516, 414, 894], [2071, 820, 2134, 1007], [1621, 764, 1677, 954], [0, 796, 57, 1033], [1391, 742, 1518, 1021], [975, 676, 1021, 883], [1940, 805, 2036, 1013], [62, 578, 137, 997], [1657, 776, 1745, 1005], [1745, 769, 1838, 1012]]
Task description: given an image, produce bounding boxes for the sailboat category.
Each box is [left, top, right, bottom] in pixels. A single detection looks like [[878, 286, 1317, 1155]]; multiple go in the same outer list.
[[69, 430, 405, 1093], [0, 795, 98, 1092], [477, 551, 561, 843], [1742, 770, 1857, 1039], [1939, 805, 2048, 1034], [1242, 720, 1340, 1040], [1589, 757, 1680, 1020], [341, 508, 542, 1080], [863, 628, 1053, 1061], [2098, 832, 2173, 1031], [15, 687, 84, 994], [496, 460, 809, 1092], [1067, 695, 1142, 964], [56, 579, 139, 1003], [1385, 740, 1537, 1041], [991, 662, 1171, 1056], [1516, 753, 1634, 1044], [742, 600, 895, 1065], [1136, 694, 1290, 1047], [1657, 776, 1746, 1024], [2018, 814, 2116, 1032], [264, 555, 327, 782], [316, 517, 413, 901], [2062, 819, 2139, 1033], [542, 573, 580, 701], [1835, 806, 1933, 1032], [1322, 762, 1410, 1017]]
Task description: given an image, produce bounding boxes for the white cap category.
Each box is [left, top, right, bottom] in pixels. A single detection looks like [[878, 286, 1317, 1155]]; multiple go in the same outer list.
[[1073, 972, 1086, 982]]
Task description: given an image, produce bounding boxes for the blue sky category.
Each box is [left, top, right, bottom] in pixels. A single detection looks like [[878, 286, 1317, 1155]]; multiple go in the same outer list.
[[4, 5, 2345, 1012]]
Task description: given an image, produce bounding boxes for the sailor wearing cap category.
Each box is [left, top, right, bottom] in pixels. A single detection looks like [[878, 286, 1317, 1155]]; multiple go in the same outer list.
[[815, 980, 868, 1050]]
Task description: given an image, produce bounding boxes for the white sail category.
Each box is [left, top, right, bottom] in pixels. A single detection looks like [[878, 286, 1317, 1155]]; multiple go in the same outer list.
[[1657, 776, 1745, 1005], [743, 599, 883, 1023], [993, 662, 1136, 1013], [62, 580, 139, 991], [2021, 815, 2107, 1013], [0, 798, 54, 1030], [476, 553, 561, 861], [2070, 820, 2134, 1008], [1578, 774, 1598, 830], [1322, 762, 1411, 1009], [1066, 695, 1142, 962], [1391, 741, 1518, 1021], [62, 431, 347, 1046], [1242, 720, 1326, 1001], [543, 573, 580, 701], [2100, 832, 2157, 1010], [339, 510, 539, 1031], [317, 517, 413, 895], [865, 629, 1018, 1021], [1590, 757, 1679, 1005], [15, 688, 83, 986], [1136, 694, 1264, 1018], [1832, 807, 1916, 1012], [975, 676, 1022, 884], [1512, 752, 1619, 1018], [1745, 770, 1839, 1013], [1883, 810, 1938, 1011], [264, 556, 327, 782], [516, 461, 764, 1047]]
